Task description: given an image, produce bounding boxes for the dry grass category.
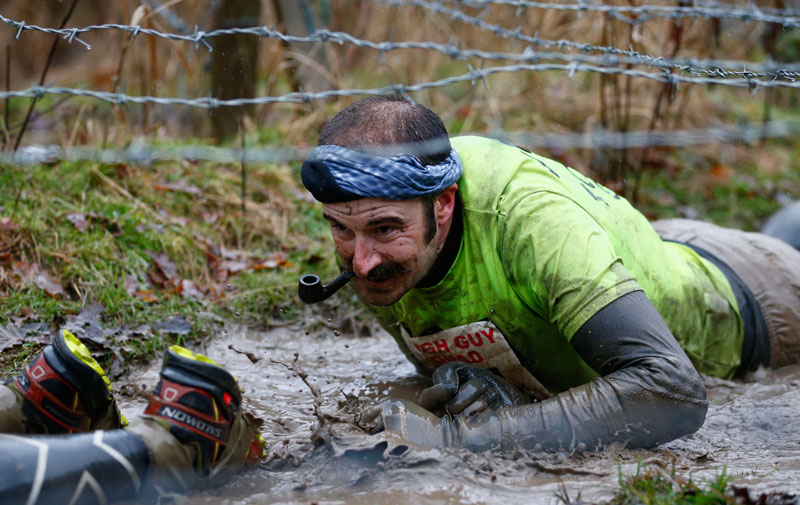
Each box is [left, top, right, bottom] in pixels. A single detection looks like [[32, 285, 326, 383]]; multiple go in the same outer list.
[[1, 0, 786, 141]]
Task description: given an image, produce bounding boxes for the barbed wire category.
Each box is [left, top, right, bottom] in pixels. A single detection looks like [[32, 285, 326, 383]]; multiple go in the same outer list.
[[6, 11, 800, 80], [3, 119, 799, 167], [395, 0, 800, 27], [3, 12, 798, 82], [0, 57, 797, 111], [368, 0, 800, 79]]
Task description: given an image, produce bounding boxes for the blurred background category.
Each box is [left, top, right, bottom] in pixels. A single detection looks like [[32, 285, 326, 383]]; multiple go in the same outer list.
[[2, 0, 799, 209]]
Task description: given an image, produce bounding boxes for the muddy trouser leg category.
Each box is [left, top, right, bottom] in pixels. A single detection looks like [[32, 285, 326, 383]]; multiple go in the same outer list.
[[0, 385, 26, 434], [0, 413, 261, 504], [652, 219, 800, 367], [0, 429, 149, 504]]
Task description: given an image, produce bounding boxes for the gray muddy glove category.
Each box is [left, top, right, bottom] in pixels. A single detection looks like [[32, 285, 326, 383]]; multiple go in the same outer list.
[[375, 291, 708, 453], [419, 362, 530, 416]]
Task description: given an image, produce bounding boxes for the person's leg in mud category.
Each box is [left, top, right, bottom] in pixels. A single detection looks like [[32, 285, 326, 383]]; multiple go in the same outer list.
[[761, 201, 800, 252], [651, 219, 800, 370], [0, 331, 265, 504]]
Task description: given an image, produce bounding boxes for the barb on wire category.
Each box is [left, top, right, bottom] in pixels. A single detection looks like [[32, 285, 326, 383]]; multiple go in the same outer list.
[[3, 119, 800, 167], [386, 0, 800, 27], [2, 12, 799, 81]]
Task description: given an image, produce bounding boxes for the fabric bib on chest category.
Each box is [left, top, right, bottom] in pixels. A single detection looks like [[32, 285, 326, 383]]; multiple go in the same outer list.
[[399, 320, 552, 400]]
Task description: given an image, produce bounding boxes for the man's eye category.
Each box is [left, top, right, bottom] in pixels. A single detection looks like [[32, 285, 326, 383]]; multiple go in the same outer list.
[[331, 223, 348, 233], [377, 226, 395, 235]]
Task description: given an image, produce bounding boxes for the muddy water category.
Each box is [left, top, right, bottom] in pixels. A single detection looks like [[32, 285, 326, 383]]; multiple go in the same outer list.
[[118, 326, 800, 504]]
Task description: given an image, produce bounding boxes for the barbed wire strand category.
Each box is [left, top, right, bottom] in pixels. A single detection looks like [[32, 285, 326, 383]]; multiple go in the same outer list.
[[392, 0, 800, 26], [2, 12, 799, 82], [368, 0, 800, 79], [0, 58, 797, 113], [3, 119, 799, 167], [373, 0, 800, 74]]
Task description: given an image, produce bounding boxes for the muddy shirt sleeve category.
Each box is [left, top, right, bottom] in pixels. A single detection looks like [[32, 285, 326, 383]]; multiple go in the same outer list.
[[453, 290, 708, 451], [498, 191, 642, 339]]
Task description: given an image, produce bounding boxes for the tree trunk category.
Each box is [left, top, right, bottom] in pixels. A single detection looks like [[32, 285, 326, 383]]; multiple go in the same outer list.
[[210, 0, 261, 141]]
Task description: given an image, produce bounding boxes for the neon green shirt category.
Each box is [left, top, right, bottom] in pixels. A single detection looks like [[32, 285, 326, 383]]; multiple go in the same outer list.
[[370, 136, 743, 388]]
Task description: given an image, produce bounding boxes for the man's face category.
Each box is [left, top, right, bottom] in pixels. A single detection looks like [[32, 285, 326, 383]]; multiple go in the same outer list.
[[322, 197, 444, 306]]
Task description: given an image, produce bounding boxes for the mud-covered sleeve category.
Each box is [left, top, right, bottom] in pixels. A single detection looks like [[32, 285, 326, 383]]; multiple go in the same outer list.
[[498, 191, 642, 338], [454, 290, 708, 451]]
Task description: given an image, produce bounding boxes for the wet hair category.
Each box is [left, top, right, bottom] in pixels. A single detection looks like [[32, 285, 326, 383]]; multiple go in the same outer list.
[[318, 95, 450, 242], [318, 95, 451, 166]]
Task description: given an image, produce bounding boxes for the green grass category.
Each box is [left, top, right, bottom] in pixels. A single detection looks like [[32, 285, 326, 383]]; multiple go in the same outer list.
[[610, 466, 731, 505], [557, 465, 734, 505], [634, 144, 800, 230], [0, 154, 341, 375]]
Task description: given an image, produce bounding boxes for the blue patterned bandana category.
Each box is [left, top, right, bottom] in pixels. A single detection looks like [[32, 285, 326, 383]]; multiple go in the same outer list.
[[301, 144, 463, 203]]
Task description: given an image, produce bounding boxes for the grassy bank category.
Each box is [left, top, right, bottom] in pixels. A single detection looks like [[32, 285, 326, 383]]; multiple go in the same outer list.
[[0, 153, 347, 375]]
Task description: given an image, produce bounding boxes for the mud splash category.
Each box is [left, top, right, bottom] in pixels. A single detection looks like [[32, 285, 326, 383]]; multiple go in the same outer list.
[[117, 326, 800, 504]]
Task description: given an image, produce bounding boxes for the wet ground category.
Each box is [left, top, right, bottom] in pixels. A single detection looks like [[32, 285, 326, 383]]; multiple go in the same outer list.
[[118, 325, 800, 504]]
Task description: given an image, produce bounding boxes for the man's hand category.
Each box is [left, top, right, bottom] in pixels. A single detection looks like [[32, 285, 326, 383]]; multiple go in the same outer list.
[[419, 362, 530, 416]]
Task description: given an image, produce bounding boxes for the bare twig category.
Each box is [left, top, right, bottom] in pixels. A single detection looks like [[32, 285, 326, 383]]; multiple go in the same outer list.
[[527, 460, 611, 477], [228, 343, 263, 363], [13, 0, 81, 152], [240, 122, 247, 216], [3, 45, 10, 150]]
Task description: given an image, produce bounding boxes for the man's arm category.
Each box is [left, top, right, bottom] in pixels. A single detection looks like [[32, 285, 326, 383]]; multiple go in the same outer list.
[[380, 290, 708, 451]]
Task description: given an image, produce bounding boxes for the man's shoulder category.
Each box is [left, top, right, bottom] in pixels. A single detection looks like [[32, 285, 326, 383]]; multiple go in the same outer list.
[[451, 135, 510, 154]]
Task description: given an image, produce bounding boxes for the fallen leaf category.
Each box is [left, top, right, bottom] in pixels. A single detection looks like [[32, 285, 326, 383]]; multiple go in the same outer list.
[[135, 289, 158, 303], [180, 279, 204, 301], [73, 302, 105, 324], [124, 274, 138, 296], [35, 271, 65, 298], [157, 315, 193, 336], [0, 217, 19, 231], [0, 323, 51, 352], [221, 260, 248, 275], [710, 164, 731, 183], [10, 261, 39, 284], [254, 251, 293, 270], [170, 216, 190, 227], [254, 257, 294, 271], [202, 211, 219, 224], [0, 324, 26, 352], [10, 308, 40, 325], [66, 213, 89, 232], [147, 251, 179, 282], [154, 181, 202, 195]]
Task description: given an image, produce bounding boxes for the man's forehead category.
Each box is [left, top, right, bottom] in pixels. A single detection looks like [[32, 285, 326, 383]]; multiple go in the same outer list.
[[322, 198, 421, 220]]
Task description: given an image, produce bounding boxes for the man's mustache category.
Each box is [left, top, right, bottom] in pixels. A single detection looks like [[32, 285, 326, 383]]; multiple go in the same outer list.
[[343, 260, 410, 282]]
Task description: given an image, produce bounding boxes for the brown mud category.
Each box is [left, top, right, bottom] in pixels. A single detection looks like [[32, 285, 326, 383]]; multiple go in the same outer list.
[[117, 326, 800, 504]]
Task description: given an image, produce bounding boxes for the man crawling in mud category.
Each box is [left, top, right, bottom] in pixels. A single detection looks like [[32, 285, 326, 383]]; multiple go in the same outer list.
[[299, 95, 800, 452]]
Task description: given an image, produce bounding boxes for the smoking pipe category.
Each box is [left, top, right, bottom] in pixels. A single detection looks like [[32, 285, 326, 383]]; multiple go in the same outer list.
[[298, 270, 354, 304]]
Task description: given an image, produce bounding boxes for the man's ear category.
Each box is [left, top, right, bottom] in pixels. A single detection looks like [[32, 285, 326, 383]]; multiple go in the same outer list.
[[435, 184, 458, 226]]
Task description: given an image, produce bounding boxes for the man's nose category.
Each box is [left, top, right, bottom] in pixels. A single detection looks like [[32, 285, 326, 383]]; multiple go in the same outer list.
[[352, 235, 382, 278]]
